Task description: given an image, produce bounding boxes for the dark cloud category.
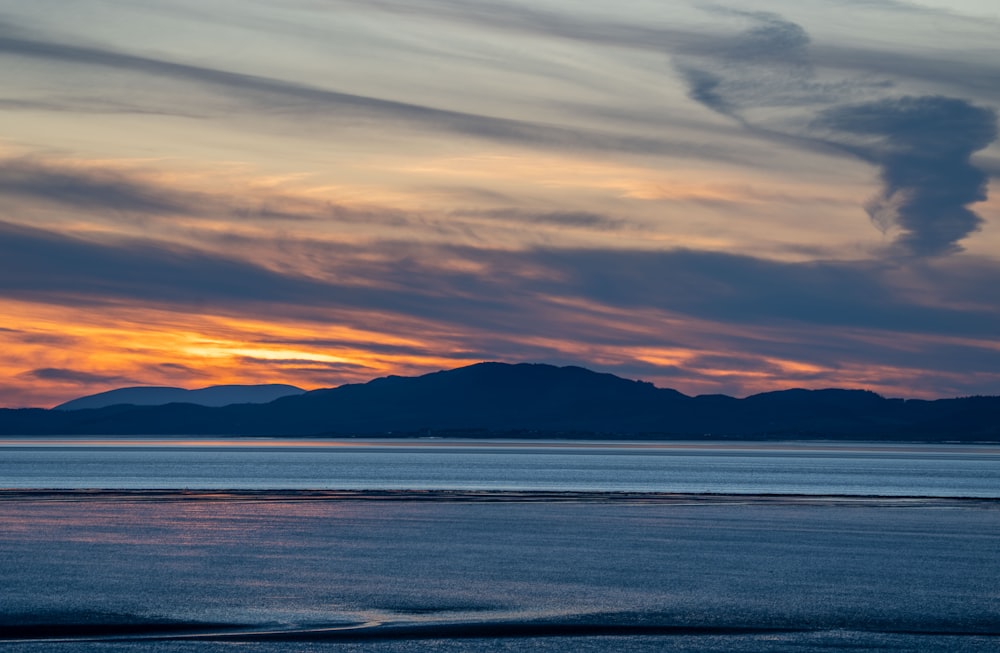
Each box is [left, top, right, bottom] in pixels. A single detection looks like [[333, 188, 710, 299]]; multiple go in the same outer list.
[[674, 10, 873, 121], [21, 368, 130, 384], [810, 42, 1000, 104], [675, 66, 733, 117], [0, 155, 423, 228], [14, 332, 78, 346], [0, 158, 195, 215], [818, 96, 998, 256], [0, 221, 527, 334], [0, 220, 335, 307], [707, 7, 812, 68], [154, 362, 209, 376], [456, 208, 627, 230], [4, 218, 999, 342], [234, 357, 372, 372], [2, 217, 999, 395], [671, 10, 998, 257], [526, 248, 1000, 338]]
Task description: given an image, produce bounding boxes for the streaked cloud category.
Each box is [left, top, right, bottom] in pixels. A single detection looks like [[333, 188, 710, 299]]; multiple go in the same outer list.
[[21, 368, 133, 385], [0, 19, 738, 162], [0, 156, 198, 215], [0, 0, 997, 405], [2, 215, 998, 404]]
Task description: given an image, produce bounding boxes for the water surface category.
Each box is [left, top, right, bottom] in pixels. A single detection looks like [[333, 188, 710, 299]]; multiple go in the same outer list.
[[2, 496, 998, 652], [3, 438, 999, 651], [2, 438, 998, 496]]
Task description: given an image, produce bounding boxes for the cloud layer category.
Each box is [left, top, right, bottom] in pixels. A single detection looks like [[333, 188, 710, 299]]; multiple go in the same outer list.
[[0, 1, 998, 405], [672, 8, 998, 256]]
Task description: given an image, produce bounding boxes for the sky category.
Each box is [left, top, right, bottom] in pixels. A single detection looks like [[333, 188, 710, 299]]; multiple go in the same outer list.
[[1, 0, 999, 407]]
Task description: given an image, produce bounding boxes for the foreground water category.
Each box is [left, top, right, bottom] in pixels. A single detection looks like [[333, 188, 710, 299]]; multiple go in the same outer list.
[[2, 439, 998, 651], [2, 438, 999, 496], [1, 494, 998, 652]]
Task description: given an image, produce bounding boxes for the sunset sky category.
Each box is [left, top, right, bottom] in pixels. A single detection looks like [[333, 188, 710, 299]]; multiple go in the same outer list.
[[2, 0, 999, 407]]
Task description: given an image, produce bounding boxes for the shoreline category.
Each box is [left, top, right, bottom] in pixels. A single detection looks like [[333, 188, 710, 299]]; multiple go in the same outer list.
[[2, 488, 998, 507]]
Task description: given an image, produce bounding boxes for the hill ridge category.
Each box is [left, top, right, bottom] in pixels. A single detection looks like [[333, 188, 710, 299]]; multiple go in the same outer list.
[[4, 362, 997, 441]]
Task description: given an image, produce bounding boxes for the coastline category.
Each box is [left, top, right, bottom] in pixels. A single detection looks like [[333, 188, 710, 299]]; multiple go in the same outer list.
[[2, 488, 999, 507]]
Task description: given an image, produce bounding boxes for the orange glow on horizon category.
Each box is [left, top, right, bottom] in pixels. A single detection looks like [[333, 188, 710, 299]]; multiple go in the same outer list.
[[0, 299, 468, 408], [3, 288, 996, 408]]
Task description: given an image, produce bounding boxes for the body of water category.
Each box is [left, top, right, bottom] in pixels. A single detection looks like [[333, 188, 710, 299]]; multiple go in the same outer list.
[[1, 438, 999, 496], [3, 438, 999, 651]]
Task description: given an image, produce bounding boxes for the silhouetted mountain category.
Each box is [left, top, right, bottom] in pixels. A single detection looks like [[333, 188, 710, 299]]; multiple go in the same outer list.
[[54, 384, 305, 411], [2, 362, 997, 441]]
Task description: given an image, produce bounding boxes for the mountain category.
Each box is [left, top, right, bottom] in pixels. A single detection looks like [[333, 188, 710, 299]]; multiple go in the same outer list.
[[2, 362, 998, 440], [54, 384, 306, 411]]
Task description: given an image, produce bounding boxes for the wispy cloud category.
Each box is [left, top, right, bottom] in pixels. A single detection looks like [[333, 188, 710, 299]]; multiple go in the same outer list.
[[670, 8, 998, 256], [340, 0, 1000, 98], [20, 367, 133, 385], [1, 1, 998, 402], [0, 157, 197, 215], [0, 20, 736, 162], [4, 217, 998, 341], [452, 208, 629, 231]]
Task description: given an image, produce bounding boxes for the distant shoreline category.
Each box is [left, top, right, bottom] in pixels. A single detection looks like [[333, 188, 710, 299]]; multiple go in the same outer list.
[[2, 488, 998, 507]]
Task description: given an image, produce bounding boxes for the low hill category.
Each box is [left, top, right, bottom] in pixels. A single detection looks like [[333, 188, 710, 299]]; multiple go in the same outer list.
[[53, 384, 305, 411], [3, 363, 998, 441]]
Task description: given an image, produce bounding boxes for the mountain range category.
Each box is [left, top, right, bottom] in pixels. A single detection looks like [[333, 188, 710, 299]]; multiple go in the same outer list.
[[54, 384, 305, 410], [2, 362, 998, 440]]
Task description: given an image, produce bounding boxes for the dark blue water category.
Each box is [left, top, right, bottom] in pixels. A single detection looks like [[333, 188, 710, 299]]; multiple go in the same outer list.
[[1, 497, 998, 652], [2, 438, 999, 496], [2, 439, 999, 651]]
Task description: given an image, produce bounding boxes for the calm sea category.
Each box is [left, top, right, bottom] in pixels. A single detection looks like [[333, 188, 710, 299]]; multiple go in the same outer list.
[[3, 439, 999, 652], [1, 438, 998, 496]]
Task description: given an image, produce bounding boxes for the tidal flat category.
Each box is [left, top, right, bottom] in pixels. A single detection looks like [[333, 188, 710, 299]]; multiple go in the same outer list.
[[1, 491, 998, 652]]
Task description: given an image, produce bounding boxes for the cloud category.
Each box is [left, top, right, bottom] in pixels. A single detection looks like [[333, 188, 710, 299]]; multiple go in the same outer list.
[[153, 362, 209, 376], [526, 247, 1000, 338], [253, 337, 456, 359], [2, 217, 999, 397], [0, 21, 735, 162], [0, 220, 335, 307], [0, 157, 195, 215], [697, 6, 812, 75], [817, 96, 998, 256], [675, 66, 734, 117], [363, 0, 1000, 102], [21, 367, 130, 384], [674, 9, 881, 121], [671, 10, 998, 257], [0, 96, 205, 117], [4, 217, 999, 342], [0, 155, 433, 232], [335, 0, 717, 55], [454, 208, 628, 231], [235, 356, 372, 371]]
